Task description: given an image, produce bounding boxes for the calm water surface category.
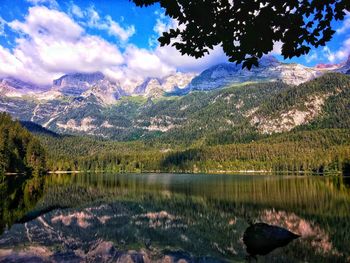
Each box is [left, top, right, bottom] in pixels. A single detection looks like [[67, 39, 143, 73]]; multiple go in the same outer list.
[[0, 173, 349, 262]]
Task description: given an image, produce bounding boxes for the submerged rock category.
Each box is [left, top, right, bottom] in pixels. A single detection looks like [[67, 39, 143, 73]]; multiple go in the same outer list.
[[243, 222, 300, 256]]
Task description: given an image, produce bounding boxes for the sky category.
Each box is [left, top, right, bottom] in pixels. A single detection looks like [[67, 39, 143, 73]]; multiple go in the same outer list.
[[0, 0, 349, 86]]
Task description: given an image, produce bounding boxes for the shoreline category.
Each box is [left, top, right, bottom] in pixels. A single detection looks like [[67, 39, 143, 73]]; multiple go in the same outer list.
[[4, 170, 343, 177], [47, 170, 343, 176]]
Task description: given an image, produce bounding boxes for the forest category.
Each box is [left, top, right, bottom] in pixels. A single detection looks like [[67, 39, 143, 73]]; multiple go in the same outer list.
[[1, 73, 350, 175], [33, 128, 350, 175], [0, 113, 46, 177]]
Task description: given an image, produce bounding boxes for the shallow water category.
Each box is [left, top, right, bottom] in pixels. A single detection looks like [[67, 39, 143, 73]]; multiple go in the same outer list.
[[0, 173, 349, 262]]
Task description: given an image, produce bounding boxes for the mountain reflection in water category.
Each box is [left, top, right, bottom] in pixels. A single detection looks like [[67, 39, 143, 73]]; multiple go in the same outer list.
[[0, 173, 349, 262]]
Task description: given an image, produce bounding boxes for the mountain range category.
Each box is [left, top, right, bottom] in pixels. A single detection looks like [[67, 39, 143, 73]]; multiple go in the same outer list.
[[0, 55, 349, 142]]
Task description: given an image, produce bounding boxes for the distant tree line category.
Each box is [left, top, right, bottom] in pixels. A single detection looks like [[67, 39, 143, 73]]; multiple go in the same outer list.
[[36, 128, 350, 175]]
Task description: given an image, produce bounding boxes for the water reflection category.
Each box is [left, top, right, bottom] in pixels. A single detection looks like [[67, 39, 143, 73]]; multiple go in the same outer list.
[[0, 173, 349, 262], [0, 175, 44, 235]]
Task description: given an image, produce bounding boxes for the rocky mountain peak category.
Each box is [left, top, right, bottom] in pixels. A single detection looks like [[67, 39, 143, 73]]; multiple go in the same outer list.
[[258, 55, 280, 67], [134, 72, 196, 97], [185, 56, 320, 92], [336, 54, 350, 74], [52, 72, 106, 96], [1, 77, 39, 91], [82, 79, 126, 105], [53, 72, 105, 86], [346, 55, 350, 66], [0, 77, 47, 97]]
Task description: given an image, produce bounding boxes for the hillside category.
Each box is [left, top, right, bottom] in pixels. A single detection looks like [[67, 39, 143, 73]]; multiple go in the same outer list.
[[0, 113, 46, 175], [9, 72, 347, 174], [32, 127, 350, 174], [1, 73, 350, 145]]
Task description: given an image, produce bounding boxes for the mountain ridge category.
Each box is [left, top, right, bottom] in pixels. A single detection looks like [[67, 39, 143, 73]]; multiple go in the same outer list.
[[0, 56, 349, 142], [1, 55, 343, 101], [1, 72, 349, 143]]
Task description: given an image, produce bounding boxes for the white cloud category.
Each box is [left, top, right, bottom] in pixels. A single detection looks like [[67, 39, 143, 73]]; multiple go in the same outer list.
[[337, 11, 350, 34], [0, 6, 124, 85], [0, 16, 6, 35], [85, 6, 100, 27], [149, 12, 178, 47], [155, 44, 228, 73], [69, 4, 84, 18], [0, 46, 24, 76], [147, 10, 228, 73], [270, 41, 283, 55], [26, 0, 58, 9], [0, 4, 229, 88], [153, 13, 173, 36], [305, 51, 318, 63], [105, 16, 135, 42], [71, 6, 135, 43], [323, 37, 350, 63], [9, 6, 83, 40], [124, 45, 175, 79]]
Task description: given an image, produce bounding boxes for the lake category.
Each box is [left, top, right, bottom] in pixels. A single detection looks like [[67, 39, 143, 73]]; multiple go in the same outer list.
[[0, 173, 349, 262]]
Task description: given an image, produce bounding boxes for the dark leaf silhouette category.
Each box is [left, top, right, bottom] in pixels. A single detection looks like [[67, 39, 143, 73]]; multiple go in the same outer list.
[[131, 0, 350, 69]]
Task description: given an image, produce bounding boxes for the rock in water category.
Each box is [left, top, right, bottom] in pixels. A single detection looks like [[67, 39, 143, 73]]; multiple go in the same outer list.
[[243, 222, 300, 256]]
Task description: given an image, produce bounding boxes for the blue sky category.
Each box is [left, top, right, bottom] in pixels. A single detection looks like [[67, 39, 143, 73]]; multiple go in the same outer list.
[[0, 0, 349, 85]]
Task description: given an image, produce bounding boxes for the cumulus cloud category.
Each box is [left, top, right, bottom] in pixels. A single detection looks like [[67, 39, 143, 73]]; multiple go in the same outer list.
[[69, 4, 84, 18], [337, 11, 350, 35], [155, 45, 227, 73], [70, 5, 135, 43], [0, 6, 124, 85], [9, 6, 83, 40], [124, 45, 175, 79], [104, 16, 135, 42], [0, 4, 229, 88], [323, 37, 350, 63]]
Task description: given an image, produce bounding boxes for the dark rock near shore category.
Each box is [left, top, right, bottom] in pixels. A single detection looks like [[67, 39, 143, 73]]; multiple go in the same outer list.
[[243, 222, 300, 256]]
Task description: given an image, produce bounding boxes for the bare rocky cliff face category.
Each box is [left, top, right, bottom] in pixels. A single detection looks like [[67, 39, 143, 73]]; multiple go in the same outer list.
[[0, 77, 48, 97], [134, 72, 197, 98], [52, 72, 105, 96], [185, 56, 322, 92]]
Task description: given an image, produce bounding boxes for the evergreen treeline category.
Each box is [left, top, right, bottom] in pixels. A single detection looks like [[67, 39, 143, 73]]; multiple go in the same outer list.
[[2, 73, 350, 175], [0, 113, 46, 176], [36, 128, 350, 175]]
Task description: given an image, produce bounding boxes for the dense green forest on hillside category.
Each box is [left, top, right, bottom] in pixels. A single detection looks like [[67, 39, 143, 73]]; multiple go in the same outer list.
[[31, 128, 350, 175], [2, 73, 350, 175], [29, 74, 350, 174], [0, 113, 46, 176]]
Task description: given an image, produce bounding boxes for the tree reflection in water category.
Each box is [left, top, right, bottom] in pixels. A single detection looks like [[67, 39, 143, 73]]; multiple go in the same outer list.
[[0, 173, 349, 262]]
